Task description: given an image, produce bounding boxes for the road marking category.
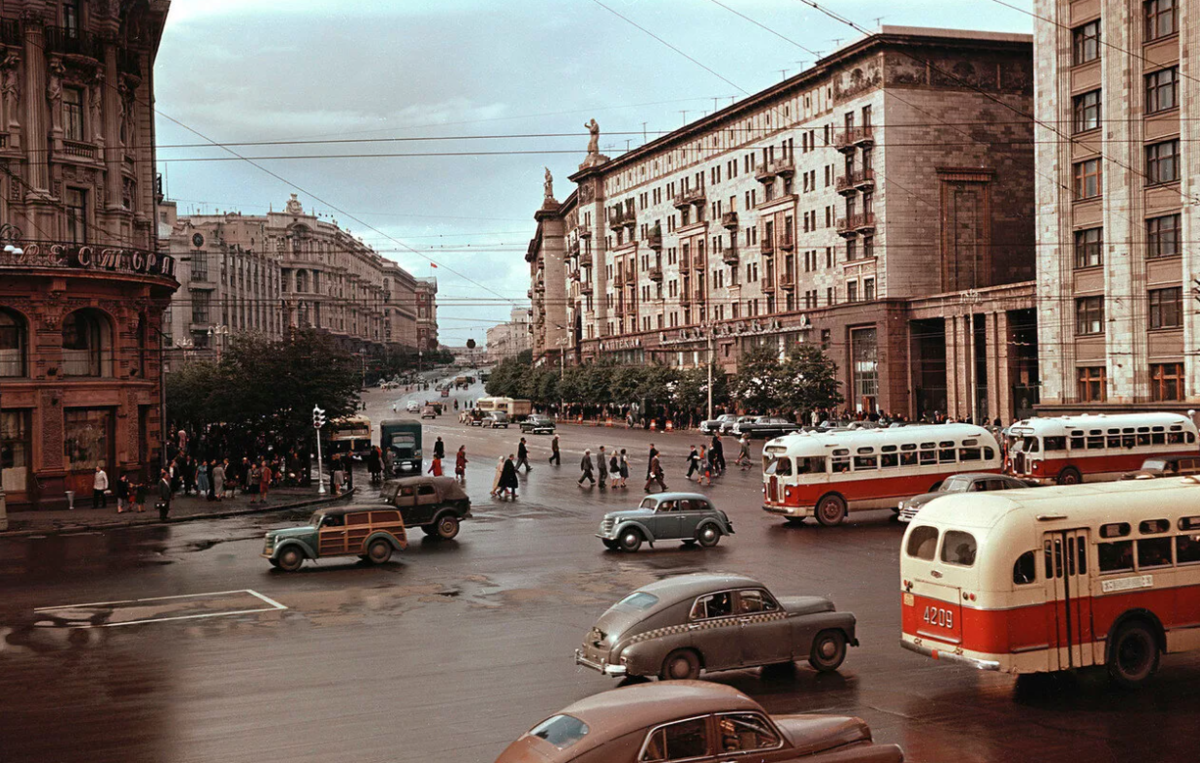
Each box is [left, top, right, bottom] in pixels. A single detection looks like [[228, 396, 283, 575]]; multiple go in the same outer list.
[[34, 588, 288, 629]]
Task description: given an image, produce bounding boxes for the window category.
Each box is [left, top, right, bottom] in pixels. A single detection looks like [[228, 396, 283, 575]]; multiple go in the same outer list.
[[642, 718, 709, 762], [1145, 0, 1177, 40], [1138, 537, 1173, 569], [690, 591, 733, 620], [63, 86, 85, 141], [1147, 214, 1181, 258], [1151, 362, 1184, 401], [1073, 158, 1102, 199], [1148, 287, 1182, 329], [65, 188, 87, 244], [1176, 533, 1200, 565], [1077, 366, 1107, 402], [63, 407, 113, 473], [1013, 551, 1037, 585], [863, 278, 875, 301], [736, 590, 778, 614], [1, 410, 31, 494], [1073, 20, 1101, 65], [796, 456, 825, 474], [716, 714, 781, 753], [61, 309, 109, 377], [1073, 227, 1102, 268], [530, 715, 589, 751], [0, 308, 26, 377], [851, 327, 878, 408], [62, 0, 81, 33], [907, 526, 939, 560], [941, 530, 977, 566], [1075, 296, 1104, 335], [847, 281, 858, 303], [1146, 140, 1180, 185], [1098, 540, 1134, 572], [1145, 67, 1179, 113], [1073, 90, 1101, 133]]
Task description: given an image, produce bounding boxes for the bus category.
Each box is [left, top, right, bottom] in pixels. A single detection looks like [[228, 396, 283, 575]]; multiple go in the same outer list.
[[329, 415, 372, 460], [899, 477, 1200, 688], [1007, 413, 1198, 485], [475, 396, 533, 420], [761, 424, 1001, 526]]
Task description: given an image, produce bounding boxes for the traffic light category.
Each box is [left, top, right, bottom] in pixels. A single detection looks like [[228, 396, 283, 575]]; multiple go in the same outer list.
[[313, 405, 326, 429]]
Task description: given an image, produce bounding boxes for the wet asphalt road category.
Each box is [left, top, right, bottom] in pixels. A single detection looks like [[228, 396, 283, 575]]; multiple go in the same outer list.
[[2, 379, 1198, 763]]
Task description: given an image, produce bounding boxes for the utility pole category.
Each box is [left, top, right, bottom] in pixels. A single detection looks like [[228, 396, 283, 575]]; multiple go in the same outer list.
[[707, 330, 714, 420]]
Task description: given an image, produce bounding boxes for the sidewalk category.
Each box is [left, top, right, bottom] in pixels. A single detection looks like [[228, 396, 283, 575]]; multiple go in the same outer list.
[[1, 486, 357, 538]]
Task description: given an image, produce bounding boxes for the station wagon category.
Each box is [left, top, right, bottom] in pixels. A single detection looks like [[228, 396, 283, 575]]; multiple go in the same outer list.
[[262, 506, 407, 571], [596, 493, 733, 552]]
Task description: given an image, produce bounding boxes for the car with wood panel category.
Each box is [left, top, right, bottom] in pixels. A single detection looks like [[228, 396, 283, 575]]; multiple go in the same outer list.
[[575, 573, 857, 681], [262, 506, 407, 571], [494, 680, 902, 763], [380, 475, 472, 539], [596, 493, 733, 552]]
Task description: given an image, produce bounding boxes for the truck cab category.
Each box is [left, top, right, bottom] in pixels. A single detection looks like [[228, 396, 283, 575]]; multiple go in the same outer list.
[[380, 419, 423, 475]]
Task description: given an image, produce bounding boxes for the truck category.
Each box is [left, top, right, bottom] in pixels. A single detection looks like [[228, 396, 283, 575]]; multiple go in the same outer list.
[[380, 420, 423, 476], [475, 396, 533, 421]]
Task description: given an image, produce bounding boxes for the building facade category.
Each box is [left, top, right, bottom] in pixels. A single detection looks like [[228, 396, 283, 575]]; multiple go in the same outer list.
[[163, 194, 436, 360], [530, 27, 1040, 421], [486, 306, 532, 363], [0, 0, 174, 512], [1035, 0, 1200, 412], [415, 277, 438, 352]]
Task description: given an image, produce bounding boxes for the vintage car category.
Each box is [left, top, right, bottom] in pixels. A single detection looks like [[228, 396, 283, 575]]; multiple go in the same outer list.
[[575, 573, 857, 681], [483, 411, 511, 429], [261, 506, 407, 572], [699, 413, 738, 435], [596, 493, 733, 552], [897, 472, 1031, 522], [380, 476, 472, 539], [494, 680, 902, 763], [732, 416, 801, 439], [520, 413, 557, 434], [420, 405, 438, 419], [1121, 454, 1200, 480], [721, 415, 757, 435]]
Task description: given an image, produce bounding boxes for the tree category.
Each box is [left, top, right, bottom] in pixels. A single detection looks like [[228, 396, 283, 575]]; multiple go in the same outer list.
[[730, 344, 783, 414], [780, 344, 844, 418]]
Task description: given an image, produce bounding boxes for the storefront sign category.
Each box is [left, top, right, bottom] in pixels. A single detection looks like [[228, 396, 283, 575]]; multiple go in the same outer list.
[[0, 241, 176, 279]]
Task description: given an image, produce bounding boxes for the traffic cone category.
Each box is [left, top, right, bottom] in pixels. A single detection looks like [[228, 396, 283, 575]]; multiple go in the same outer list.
[[666, 420, 674, 432], [650, 420, 657, 431]]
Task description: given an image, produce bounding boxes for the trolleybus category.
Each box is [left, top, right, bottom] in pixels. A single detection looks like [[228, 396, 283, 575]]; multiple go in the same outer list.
[[900, 477, 1200, 687], [1007, 413, 1197, 485], [761, 424, 1001, 526]]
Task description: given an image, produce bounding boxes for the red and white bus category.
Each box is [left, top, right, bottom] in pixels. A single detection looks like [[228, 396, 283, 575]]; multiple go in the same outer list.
[[1007, 413, 1197, 485], [900, 478, 1200, 687], [761, 424, 1001, 526]]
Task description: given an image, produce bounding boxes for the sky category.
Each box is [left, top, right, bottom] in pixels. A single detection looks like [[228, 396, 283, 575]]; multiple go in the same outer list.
[[153, 0, 1034, 347]]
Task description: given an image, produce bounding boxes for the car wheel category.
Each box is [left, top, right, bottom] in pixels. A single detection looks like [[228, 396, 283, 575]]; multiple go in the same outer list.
[[815, 495, 847, 527], [1058, 467, 1082, 486], [601, 539, 619, 550], [276, 546, 305, 572], [618, 528, 643, 552], [1107, 621, 1159, 689], [809, 630, 847, 672], [696, 524, 721, 548], [660, 649, 701, 681], [367, 538, 393, 564], [435, 514, 461, 540]]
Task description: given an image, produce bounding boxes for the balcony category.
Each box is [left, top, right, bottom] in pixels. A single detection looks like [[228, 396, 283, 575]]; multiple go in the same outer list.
[[45, 26, 101, 59], [722, 247, 739, 266], [771, 156, 795, 178], [614, 271, 625, 288], [580, 282, 594, 295], [570, 266, 581, 281], [59, 139, 98, 161], [836, 216, 860, 238], [673, 186, 706, 209], [856, 211, 877, 233], [609, 207, 636, 230], [779, 272, 796, 291], [779, 232, 795, 252], [721, 211, 739, 230], [834, 125, 875, 153], [578, 251, 592, 268], [615, 303, 625, 318], [568, 238, 580, 256], [578, 224, 592, 238], [760, 237, 774, 256], [837, 169, 876, 194], [680, 289, 692, 307], [761, 281, 776, 293], [117, 46, 143, 78], [648, 264, 663, 281], [755, 163, 776, 182], [646, 226, 663, 250], [855, 168, 876, 190]]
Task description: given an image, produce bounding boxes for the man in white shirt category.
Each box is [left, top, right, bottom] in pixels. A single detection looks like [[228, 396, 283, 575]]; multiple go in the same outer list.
[[92, 466, 109, 509]]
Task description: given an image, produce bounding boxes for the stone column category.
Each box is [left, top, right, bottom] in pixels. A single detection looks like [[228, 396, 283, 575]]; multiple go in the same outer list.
[[23, 25, 49, 194], [944, 315, 960, 418], [535, 204, 569, 363], [994, 311, 1013, 423], [103, 46, 122, 211]]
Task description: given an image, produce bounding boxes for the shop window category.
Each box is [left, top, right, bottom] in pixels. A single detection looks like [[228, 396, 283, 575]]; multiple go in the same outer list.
[[1150, 363, 1184, 402], [0, 307, 26, 376], [61, 308, 111, 377], [1077, 367, 1106, 403], [1, 410, 31, 494], [63, 408, 113, 473]]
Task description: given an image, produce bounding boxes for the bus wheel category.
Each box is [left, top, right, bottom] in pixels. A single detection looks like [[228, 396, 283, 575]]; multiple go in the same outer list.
[[815, 495, 847, 527], [1057, 467, 1082, 485], [1107, 621, 1159, 689]]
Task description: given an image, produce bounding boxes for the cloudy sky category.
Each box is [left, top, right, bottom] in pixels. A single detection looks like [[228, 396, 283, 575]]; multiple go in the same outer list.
[[154, 0, 1034, 347]]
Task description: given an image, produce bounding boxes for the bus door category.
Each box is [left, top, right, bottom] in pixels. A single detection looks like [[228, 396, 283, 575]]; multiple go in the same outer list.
[[1042, 529, 1095, 669]]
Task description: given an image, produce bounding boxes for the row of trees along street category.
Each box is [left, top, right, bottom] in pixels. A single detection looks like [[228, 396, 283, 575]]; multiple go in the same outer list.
[[485, 344, 844, 424]]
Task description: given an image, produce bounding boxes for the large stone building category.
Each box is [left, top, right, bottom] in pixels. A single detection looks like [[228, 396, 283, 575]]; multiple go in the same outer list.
[[163, 194, 437, 360], [1034, 0, 1199, 412], [0, 0, 174, 512], [530, 27, 1040, 421], [486, 306, 532, 363]]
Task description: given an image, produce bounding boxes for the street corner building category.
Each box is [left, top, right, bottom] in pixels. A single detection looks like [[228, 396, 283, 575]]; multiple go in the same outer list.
[[0, 0, 175, 511], [529, 26, 1043, 422]]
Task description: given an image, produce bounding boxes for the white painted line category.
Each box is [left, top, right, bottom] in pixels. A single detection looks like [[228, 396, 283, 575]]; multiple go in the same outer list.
[[34, 588, 262, 612], [245, 589, 288, 611], [91, 607, 284, 629]]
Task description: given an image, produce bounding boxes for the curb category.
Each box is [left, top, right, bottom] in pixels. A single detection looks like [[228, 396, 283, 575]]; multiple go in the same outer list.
[[0, 488, 358, 539]]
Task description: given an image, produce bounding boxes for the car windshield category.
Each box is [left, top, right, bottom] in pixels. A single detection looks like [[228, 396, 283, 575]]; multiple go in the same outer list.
[[529, 715, 589, 750], [308, 512, 323, 527], [639, 497, 657, 509], [941, 476, 973, 492], [614, 591, 659, 611], [1141, 459, 1168, 471]]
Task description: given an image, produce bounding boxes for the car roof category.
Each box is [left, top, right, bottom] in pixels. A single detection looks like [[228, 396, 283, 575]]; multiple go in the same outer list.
[[643, 492, 712, 503], [315, 506, 394, 518], [634, 572, 764, 604], [554, 681, 762, 745]]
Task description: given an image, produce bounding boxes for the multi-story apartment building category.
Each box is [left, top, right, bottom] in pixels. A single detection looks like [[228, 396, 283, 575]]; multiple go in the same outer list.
[[1035, 0, 1199, 412], [486, 306, 533, 363], [0, 0, 174, 512], [530, 27, 1040, 421], [163, 194, 435, 359]]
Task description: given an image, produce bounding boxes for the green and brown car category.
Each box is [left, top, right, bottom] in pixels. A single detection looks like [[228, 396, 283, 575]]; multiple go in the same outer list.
[[262, 506, 407, 572]]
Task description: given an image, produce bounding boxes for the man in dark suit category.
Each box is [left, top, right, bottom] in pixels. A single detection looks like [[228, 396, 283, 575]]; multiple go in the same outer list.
[[157, 470, 173, 522]]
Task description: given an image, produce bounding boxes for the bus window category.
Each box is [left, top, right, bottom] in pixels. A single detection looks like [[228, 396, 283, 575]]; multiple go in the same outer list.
[[1152, 432, 1166, 445], [900, 443, 917, 451], [1136, 428, 1151, 446], [1044, 436, 1066, 451], [984, 447, 995, 460], [1106, 429, 1121, 448], [1180, 517, 1200, 531], [1021, 437, 1040, 453], [854, 454, 878, 470], [1013, 551, 1036, 585], [900, 451, 918, 466], [941, 531, 977, 566], [881, 452, 898, 468], [1139, 519, 1169, 534], [961, 447, 982, 461], [796, 457, 825, 474], [1167, 430, 1183, 445], [1137, 537, 1172, 569], [1189, 432, 1196, 445], [831, 449, 850, 473], [764, 457, 792, 476], [1070, 434, 1085, 450], [1100, 522, 1130, 539], [1087, 431, 1104, 449], [1098, 541, 1134, 573], [907, 526, 939, 560], [938, 442, 957, 463], [1176, 534, 1200, 565], [919, 448, 936, 466]]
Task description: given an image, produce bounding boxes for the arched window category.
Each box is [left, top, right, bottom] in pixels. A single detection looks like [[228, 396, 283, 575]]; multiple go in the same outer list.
[[0, 307, 26, 377], [62, 308, 111, 377]]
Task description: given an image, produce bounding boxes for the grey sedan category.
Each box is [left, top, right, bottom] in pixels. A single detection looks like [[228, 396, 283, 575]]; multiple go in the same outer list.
[[596, 493, 733, 552], [898, 472, 1032, 522]]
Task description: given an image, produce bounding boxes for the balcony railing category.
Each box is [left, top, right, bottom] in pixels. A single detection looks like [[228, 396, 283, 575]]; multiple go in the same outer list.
[[721, 211, 739, 229], [779, 272, 796, 290], [674, 186, 706, 209], [855, 168, 876, 190], [648, 264, 663, 281], [578, 251, 592, 268], [760, 237, 774, 256], [609, 207, 636, 230], [779, 232, 795, 251], [60, 140, 98, 161], [722, 247, 739, 265], [771, 156, 795, 177], [578, 224, 592, 238], [761, 280, 776, 293], [580, 282, 593, 295], [568, 238, 580, 256], [0, 19, 21, 47], [834, 125, 875, 152], [837, 169, 876, 194], [856, 211, 877, 233], [836, 216, 860, 237], [755, 163, 776, 182], [45, 26, 101, 59], [680, 289, 691, 306], [647, 226, 663, 250], [614, 271, 625, 288]]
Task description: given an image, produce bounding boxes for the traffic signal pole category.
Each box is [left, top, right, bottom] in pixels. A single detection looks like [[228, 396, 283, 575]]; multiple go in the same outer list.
[[313, 405, 326, 495]]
